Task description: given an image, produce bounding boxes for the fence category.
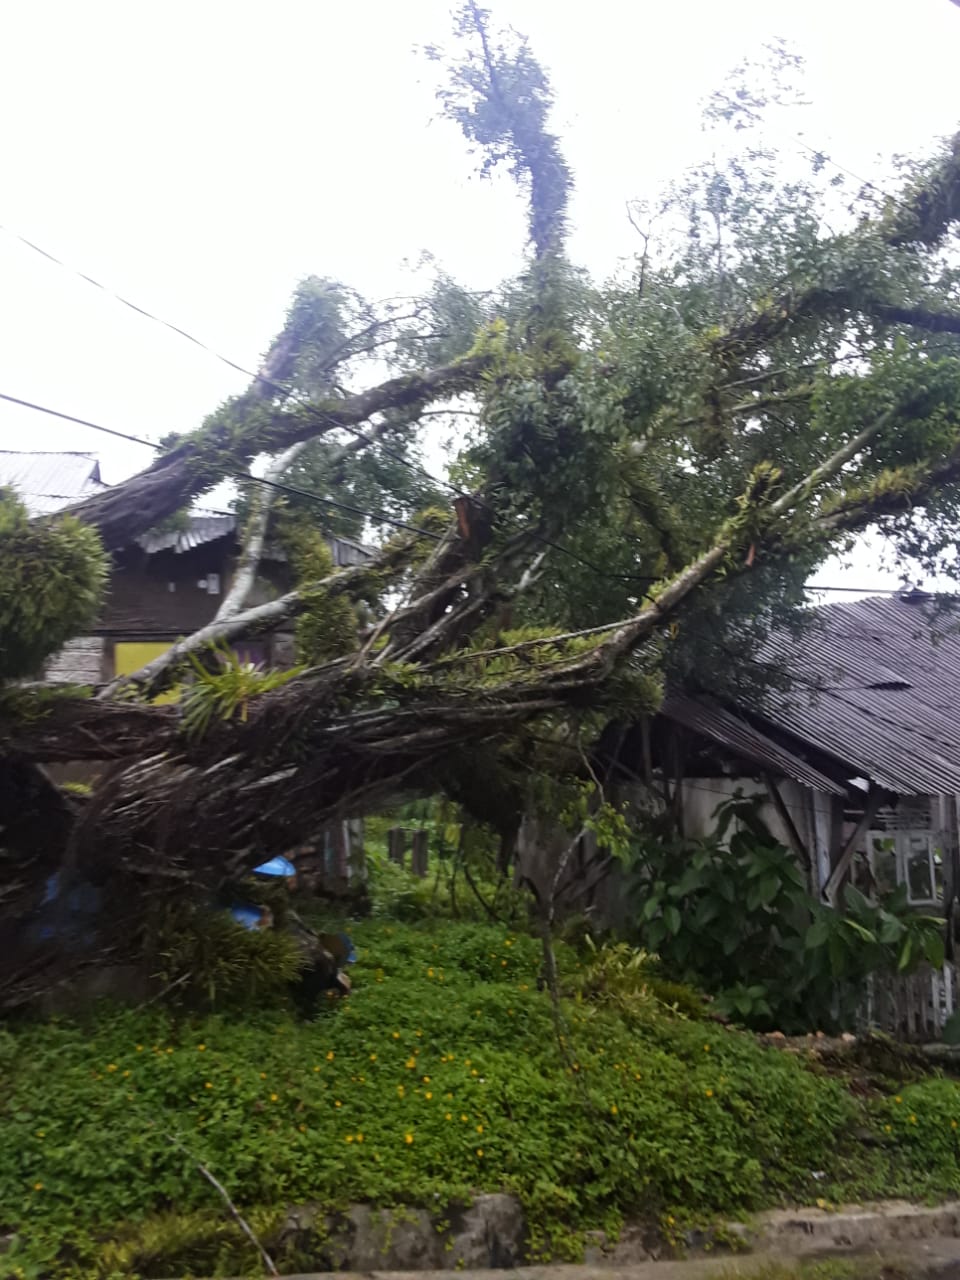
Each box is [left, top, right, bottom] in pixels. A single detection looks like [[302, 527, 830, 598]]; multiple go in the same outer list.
[[387, 828, 430, 877], [858, 963, 958, 1041]]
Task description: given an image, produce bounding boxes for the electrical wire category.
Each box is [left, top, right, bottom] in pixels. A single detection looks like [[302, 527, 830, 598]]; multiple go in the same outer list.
[[3, 387, 950, 595], [0, 390, 443, 542]]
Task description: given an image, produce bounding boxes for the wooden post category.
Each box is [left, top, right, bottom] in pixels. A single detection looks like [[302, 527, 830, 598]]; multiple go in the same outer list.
[[763, 773, 812, 878], [388, 827, 406, 867], [823, 788, 883, 906], [331, 822, 349, 879], [411, 829, 429, 878]]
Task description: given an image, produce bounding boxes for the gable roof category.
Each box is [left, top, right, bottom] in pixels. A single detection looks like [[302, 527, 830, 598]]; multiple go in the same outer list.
[[0, 450, 106, 515], [752, 592, 960, 795]]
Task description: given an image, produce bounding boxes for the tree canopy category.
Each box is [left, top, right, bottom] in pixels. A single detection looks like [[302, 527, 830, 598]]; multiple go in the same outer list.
[[5, 4, 960, 1004]]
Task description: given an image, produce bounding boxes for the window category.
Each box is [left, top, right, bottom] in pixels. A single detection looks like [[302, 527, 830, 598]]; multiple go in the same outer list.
[[866, 829, 943, 905]]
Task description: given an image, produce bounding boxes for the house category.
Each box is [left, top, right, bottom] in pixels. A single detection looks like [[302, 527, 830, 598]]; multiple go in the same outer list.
[[3, 449, 371, 891], [0, 450, 372, 688], [617, 591, 960, 917]]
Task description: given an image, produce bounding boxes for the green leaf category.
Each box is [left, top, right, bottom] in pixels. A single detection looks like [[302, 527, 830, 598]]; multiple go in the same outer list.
[[805, 918, 830, 950], [664, 905, 682, 936]]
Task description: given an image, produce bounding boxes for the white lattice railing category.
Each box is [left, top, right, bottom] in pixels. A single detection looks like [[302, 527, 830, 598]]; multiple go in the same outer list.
[[858, 963, 957, 1041]]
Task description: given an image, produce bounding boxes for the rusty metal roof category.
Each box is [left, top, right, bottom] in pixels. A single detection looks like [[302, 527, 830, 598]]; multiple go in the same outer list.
[[753, 592, 960, 795], [135, 511, 238, 554], [0, 450, 105, 515], [662, 692, 846, 794]]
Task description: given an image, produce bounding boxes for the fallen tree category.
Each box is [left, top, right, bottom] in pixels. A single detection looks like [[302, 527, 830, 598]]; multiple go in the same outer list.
[[5, 5, 960, 1006]]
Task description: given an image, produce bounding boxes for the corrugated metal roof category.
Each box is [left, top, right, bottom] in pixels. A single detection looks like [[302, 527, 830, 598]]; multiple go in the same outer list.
[[4, 451, 376, 563], [0, 450, 105, 515], [662, 692, 845, 794], [136, 512, 238, 554], [753, 593, 960, 795]]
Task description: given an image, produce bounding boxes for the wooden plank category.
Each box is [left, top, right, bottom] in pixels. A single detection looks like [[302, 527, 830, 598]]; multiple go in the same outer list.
[[388, 828, 406, 867], [823, 788, 884, 907], [411, 829, 429, 878]]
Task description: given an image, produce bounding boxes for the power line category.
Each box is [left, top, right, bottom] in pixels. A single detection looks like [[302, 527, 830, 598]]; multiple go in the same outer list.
[[0, 389, 443, 542], [4, 387, 950, 596], [0, 220, 469, 503], [0, 224, 277, 388], [0, 392, 157, 450]]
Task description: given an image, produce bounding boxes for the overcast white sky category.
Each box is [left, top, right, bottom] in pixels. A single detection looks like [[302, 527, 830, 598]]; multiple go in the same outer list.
[[1, 0, 958, 595]]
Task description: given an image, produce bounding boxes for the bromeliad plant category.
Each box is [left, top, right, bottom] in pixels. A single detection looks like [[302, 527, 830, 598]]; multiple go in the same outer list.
[[628, 794, 945, 1032]]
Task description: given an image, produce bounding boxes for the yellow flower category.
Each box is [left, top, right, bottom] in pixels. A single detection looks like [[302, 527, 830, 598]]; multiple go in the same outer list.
[[884, 1124, 892, 1133], [428, 968, 435, 978], [461, 1113, 469, 1122], [122, 1070, 131, 1078], [166, 1047, 174, 1054], [667, 1215, 675, 1226], [703, 1045, 710, 1053], [136, 1044, 144, 1052], [393, 1031, 400, 1039], [270, 1093, 279, 1102], [425, 1091, 433, 1100], [423, 1075, 431, 1083], [370, 1053, 377, 1061], [611, 1104, 619, 1115], [313, 1065, 321, 1073], [816, 1198, 827, 1210], [356, 1133, 364, 1143], [335, 1100, 342, 1108], [406, 1057, 416, 1070], [910, 1114, 918, 1124], [260, 1072, 267, 1079], [36, 1131, 44, 1139], [326, 1051, 335, 1061], [416, 1030, 423, 1038], [952, 1121, 958, 1130], [33, 1182, 43, 1191], [445, 1112, 453, 1121], [476, 1148, 484, 1157], [345, 1134, 354, 1144], [471, 1069, 478, 1077], [106, 1063, 117, 1072], [476, 1123, 484, 1133], [501, 959, 507, 966], [505, 939, 514, 947], [397, 1085, 406, 1098], [197, 1044, 206, 1052], [705, 1089, 714, 1099], [894, 1095, 902, 1104], [405, 1133, 414, 1145], [299, 1124, 307, 1132], [204, 1082, 213, 1090]]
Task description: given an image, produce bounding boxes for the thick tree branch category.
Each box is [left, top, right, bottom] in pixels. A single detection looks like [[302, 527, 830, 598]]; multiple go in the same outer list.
[[65, 356, 488, 550], [215, 442, 310, 623]]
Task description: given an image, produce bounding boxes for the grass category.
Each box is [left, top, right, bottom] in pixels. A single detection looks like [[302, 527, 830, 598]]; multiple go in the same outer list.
[[3, 919, 960, 1278]]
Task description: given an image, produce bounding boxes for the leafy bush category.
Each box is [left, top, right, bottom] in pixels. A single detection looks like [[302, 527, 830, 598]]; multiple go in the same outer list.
[[2, 919, 936, 1278], [0, 486, 108, 681], [569, 936, 707, 1021], [629, 795, 944, 1032], [146, 900, 306, 1010]]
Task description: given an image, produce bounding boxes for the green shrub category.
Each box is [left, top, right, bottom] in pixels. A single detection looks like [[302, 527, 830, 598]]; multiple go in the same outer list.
[[628, 795, 944, 1033], [0, 920, 951, 1277]]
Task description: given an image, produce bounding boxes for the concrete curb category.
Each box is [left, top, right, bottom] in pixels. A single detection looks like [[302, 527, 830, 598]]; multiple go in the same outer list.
[[178, 1200, 960, 1279]]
